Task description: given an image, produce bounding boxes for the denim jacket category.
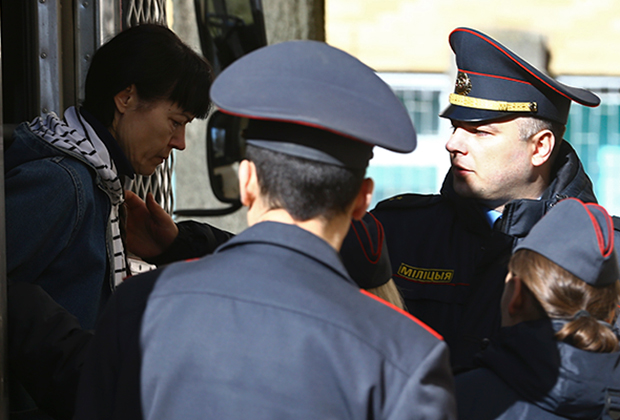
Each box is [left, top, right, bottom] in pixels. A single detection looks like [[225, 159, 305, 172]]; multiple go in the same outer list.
[[6, 120, 115, 330]]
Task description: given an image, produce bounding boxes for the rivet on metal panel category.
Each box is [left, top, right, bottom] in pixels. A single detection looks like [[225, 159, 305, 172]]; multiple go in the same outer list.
[[42, 108, 49, 114], [40, 52, 47, 59]]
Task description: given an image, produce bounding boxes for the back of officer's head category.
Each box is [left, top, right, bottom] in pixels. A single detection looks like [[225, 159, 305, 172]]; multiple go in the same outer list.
[[243, 119, 369, 221]]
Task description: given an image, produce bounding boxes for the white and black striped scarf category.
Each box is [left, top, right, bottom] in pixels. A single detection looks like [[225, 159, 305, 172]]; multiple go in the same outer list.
[[29, 106, 128, 287]]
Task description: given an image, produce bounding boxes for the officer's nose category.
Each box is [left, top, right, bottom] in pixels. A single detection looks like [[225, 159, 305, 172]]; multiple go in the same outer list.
[[445, 127, 467, 155]]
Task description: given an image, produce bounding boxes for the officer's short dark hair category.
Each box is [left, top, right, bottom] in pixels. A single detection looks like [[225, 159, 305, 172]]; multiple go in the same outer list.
[[83, 24, 213, 127], [517, 117, 565, 144], [517, 116, 566, 165], [245, 144, 366, 221]]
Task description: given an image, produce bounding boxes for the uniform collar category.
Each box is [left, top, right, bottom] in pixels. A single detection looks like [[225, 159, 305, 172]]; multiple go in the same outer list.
[[218, 221, 355, 286], [484, 208, 502, 228]]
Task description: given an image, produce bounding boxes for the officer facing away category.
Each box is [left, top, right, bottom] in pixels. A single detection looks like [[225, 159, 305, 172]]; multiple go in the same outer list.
[[352, 27, 602, 371], [456, 198, 620, 420], [74, 41, 456, 420]]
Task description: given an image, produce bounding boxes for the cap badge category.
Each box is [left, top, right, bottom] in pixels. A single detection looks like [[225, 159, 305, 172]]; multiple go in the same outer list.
[[455, 72, 472, 96]]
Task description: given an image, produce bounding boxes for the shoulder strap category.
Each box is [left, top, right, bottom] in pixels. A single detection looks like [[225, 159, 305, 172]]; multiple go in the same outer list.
[[374, 193, 442, 211]]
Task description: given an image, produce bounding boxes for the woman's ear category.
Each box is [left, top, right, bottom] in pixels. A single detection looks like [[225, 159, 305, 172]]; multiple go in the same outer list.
[[506, 275, 525, 317], [503, 274, 545, 326], [113, 85, 137, 114]]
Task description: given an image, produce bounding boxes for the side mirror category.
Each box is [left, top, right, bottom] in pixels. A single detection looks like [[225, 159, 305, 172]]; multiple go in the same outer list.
[[194, 0, 267, 75], [206, 111, 246, 204]]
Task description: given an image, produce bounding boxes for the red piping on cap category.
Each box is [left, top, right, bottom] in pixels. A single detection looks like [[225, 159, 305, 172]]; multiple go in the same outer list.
[[217, 109, 373, 147], [453, 28, 578, 104], [360, 289, 443, 341], [460, 69, 533, 86], [584, 202, 615, 258], [350, 213, 384, 265]]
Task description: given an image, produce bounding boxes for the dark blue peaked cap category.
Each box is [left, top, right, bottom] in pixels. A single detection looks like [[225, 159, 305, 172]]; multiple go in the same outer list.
[[340, 213, 392, 289], [440, 27, 600, 125], [514, 198, 619, 287], [210, 40, 416, 166]]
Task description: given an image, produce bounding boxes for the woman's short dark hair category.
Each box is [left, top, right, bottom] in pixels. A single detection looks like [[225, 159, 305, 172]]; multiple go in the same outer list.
[[82, 24, 213, 127], [245, 144, 366, 222]]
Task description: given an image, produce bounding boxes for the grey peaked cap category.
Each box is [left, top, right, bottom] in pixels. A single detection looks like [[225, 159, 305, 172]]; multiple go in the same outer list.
[[210, 40, 417, 154], [514, 198, 619, 287]]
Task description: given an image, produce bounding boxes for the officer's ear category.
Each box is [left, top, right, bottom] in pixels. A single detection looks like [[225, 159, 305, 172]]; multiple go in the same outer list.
[[351, 178, 374, 221], [238, 159, 258, 208], [531, 129, 555, 167]]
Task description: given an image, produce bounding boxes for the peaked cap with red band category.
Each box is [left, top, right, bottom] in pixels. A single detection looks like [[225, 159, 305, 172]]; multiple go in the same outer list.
[[440, 27, 600, 125], [209, 40, 416, 168], [340, 213, 392, 289], [514, 198, 619, 287]]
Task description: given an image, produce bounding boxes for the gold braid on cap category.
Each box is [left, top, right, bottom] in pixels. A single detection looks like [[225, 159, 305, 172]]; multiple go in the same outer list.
[[449, 93, 538, 113]]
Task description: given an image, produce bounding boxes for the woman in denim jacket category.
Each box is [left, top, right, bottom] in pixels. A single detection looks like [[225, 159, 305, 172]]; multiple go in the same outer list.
[[5, 24, 212, 418], [6, 24, 212, 329]]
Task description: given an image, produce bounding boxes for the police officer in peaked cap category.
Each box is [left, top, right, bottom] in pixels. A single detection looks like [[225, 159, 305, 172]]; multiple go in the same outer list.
[[344, 26, 605, 371], [75, 40, 457, 420]]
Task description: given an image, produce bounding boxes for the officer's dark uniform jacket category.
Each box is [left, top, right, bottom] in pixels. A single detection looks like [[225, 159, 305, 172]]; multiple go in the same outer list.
[[74, 221, 456, 420], [455, 319, 620, 420], [373, 141, 597, 370]]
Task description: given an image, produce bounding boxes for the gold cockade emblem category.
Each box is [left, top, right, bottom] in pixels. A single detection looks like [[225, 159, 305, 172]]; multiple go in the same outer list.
[[455, 72, 472, 96]]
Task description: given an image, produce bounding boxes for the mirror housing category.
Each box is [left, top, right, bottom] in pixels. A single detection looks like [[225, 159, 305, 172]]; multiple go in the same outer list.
[[194, 0, 267, 75], [206, 111, 246, 204]]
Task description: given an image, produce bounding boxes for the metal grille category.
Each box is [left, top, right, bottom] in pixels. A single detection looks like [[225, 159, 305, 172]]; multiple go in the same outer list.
[[132, 155, 175, 214], [124, 0, 167, 27], [122, 0, 174, 214]]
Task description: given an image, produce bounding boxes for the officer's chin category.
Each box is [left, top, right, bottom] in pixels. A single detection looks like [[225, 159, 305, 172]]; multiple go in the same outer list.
[[451, 176, 474, 198]]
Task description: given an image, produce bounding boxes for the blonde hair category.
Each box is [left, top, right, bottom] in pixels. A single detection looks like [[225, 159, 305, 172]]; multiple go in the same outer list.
[[509, 249, 620, 353], [366, 279, 406, 311]]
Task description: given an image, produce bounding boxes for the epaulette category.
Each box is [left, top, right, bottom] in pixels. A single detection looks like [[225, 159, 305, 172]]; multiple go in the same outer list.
[[374, 193, 442, 211]]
